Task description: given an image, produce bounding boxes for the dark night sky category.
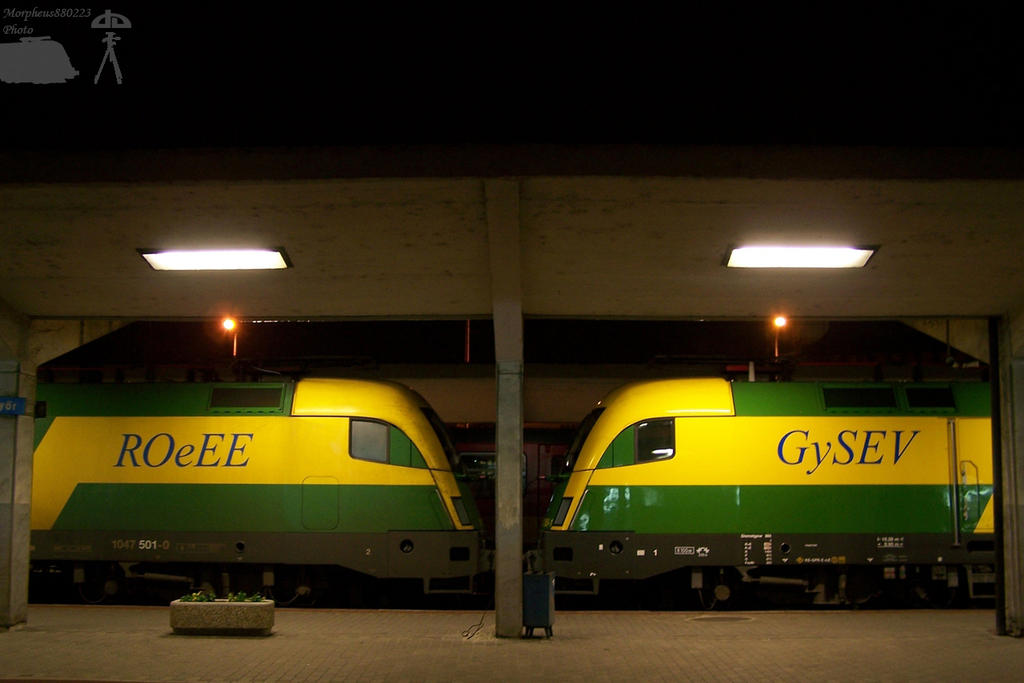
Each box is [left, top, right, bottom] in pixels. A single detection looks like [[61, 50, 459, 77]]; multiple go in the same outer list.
[[2, 4, 1022, 149]]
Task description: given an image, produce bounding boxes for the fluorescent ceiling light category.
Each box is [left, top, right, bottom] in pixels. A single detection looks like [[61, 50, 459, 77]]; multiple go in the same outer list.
[[139, 248, 291, 271], [726, 246, 875, 268]]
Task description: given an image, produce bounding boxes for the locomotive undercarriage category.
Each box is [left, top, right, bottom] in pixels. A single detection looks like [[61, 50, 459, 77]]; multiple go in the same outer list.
[[29, 528, 489, 607], [29, 558, 493, 608], [550, 562, 995, 610], [542, 530, 996, 609]]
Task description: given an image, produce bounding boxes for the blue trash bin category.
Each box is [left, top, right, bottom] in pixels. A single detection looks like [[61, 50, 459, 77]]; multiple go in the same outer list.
[[522, 571, 554, 638]]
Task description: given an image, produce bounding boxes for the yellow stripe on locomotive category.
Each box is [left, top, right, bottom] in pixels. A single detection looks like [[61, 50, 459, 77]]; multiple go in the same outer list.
[[549, 378, 993, 534], [32, 378, 474, 532]]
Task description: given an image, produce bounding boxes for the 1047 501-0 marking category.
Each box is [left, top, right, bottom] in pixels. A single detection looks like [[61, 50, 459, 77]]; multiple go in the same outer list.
[[111, 538, 171, 551]]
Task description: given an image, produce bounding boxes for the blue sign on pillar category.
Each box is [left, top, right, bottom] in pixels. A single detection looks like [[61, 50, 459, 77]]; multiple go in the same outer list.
[[0, 397, 26, 415]]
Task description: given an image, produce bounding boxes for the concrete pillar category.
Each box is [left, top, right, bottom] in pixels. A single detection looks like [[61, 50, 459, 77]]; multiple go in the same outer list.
[[485, 179, 524, 637], [0, 298, 31, 629], [0, 305, 128, 629], [494, 361, 523, 635], [998, 313, 1024, 636], [0, 359, 35, 631]]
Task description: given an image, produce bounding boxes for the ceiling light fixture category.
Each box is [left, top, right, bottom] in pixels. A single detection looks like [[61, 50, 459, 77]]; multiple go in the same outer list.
[[726, 246, 876, 268], [139, 248, 292, 271]]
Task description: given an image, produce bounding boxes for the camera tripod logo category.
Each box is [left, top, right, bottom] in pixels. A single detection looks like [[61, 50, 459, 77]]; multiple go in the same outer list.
[[92, 9, 131, 84]]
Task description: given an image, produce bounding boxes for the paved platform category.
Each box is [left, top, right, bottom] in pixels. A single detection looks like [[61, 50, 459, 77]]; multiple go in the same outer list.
[[1, 606, 1021, 681]]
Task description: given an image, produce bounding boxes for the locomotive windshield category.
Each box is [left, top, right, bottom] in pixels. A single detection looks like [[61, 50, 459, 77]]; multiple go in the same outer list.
[[422, 407, 462, 472], [557, 407, 605, 475]]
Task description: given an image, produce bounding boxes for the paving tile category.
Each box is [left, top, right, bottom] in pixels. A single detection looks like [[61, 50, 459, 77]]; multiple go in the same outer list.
[[0, 606, 1020, 682]]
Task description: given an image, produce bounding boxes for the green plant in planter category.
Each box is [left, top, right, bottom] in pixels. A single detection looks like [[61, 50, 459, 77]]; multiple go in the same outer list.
[[170, 588, 275, 635], [227, 591, 265, 602], [177, 590, 216, 602], [176, 590, 266, 602]]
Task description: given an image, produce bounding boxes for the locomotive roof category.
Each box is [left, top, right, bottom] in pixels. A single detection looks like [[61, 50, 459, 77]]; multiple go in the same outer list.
[[35, 377, 428, 418], [291, 377, 429, 416], [593, 377, 990, 419]]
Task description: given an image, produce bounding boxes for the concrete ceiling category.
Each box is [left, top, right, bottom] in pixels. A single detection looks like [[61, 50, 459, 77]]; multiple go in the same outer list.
[[2, 145, 1024, 323]]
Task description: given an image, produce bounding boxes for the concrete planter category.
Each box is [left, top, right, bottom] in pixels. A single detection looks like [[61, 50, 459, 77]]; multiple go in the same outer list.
[[169, 599, 274, 636]]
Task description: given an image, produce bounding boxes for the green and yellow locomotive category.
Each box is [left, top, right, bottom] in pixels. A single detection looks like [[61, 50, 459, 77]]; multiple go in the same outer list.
[[31, 378, 484, 603], [541, 378, 994, 606]]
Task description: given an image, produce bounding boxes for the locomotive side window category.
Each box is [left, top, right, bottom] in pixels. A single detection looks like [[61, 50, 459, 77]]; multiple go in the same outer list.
[[559, 407, 605, 473], [351, 419, 388, 463], [598, 417, 675, 467], [822, 386, 897, 411], [422, 407, 460, 471], [350, 419, 427, 467], [905, 386, 956, 410], [636, 418, 675, 462], [210, 386, 284, 409]]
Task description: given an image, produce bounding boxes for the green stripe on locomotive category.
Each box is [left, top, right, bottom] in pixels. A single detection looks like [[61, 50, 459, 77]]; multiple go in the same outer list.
[[35, 382, 293, 445], [731, 381, 989, 417], [53, 482, 454, 532], [571, 484, 992, 534]]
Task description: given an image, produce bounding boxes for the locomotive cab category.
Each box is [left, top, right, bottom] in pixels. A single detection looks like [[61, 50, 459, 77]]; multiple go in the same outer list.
[[541, 378, 994, 608], [30, 378, 487, 605]]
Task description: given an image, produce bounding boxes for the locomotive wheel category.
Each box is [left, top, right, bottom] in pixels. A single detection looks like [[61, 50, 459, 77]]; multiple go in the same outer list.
[[843, 568, 881, 606], [76, 563, 122, 604]]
